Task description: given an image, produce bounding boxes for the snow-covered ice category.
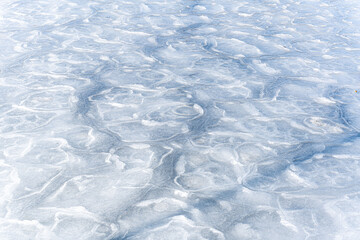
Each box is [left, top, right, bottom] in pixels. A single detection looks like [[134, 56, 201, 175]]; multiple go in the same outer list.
[[1, 0, 360, 239]]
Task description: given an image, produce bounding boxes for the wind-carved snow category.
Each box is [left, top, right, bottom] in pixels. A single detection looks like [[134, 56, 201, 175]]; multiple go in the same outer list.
[[0, 0, 360, 239]]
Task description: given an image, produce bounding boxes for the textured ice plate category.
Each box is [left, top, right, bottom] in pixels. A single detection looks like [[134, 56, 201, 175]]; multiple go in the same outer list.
[[1, 0, 360, 239]]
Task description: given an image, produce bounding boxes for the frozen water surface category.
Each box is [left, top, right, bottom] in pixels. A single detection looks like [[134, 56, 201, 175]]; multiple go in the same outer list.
[[1, 0, 360, 239]]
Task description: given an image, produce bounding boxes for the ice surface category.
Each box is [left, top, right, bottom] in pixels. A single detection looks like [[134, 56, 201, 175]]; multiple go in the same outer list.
[[1, 0, 360, 239]]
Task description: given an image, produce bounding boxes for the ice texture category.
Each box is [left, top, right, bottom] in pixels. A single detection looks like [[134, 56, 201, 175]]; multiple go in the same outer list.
[[1, 0, 360, 239]]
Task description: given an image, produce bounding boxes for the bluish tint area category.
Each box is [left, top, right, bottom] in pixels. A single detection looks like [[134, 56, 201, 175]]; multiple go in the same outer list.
[[1, 0, 360, 239]]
